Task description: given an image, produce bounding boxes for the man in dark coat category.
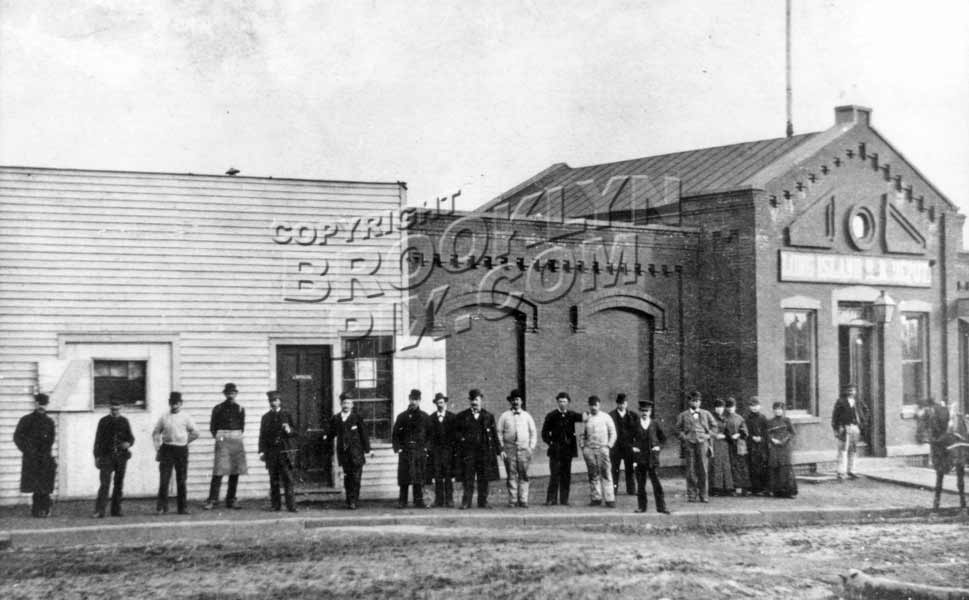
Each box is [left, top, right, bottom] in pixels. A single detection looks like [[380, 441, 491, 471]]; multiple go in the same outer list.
[[204, 382, 247, 510], [744, 396, 770, 495], [609, 393, 639, 495], [454, 388, 501, 509], [14, 393, 56, 518], [325, 393, 372, 509], [92, 397, 135, 518], [631, 401, 669, 513], [259, 390, 298, 512], [392, 389, 429, 508], [541, 391, 582, 505], [831, 383, 865, 481], [426, 392, 457, 507]]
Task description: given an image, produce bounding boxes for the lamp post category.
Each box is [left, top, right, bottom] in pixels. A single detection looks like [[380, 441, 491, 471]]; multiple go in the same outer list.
[[872, 290, 896, 324]]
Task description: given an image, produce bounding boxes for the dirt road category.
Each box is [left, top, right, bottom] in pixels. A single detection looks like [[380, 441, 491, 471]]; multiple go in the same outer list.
[[2, 517, 967, 599]]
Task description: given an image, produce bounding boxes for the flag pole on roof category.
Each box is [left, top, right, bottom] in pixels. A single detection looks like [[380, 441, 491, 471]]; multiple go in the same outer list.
[[785, 0, 794, 138]]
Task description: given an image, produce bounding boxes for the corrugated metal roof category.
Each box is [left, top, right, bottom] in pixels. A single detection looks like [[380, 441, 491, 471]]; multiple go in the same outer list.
[[481, 132, 819, 217]]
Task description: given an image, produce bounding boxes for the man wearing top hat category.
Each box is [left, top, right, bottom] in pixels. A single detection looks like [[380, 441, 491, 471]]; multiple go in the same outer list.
[[92, 396, 135, 518], [392, 389, 430, 508], [832, 383, 866, 481], [454, 389, 502, 509], [541, 391, 583, 506], [609, 393, 639, 496], [204, 382, 248, 510], [324, 392, 373, 509], [497, 389, 537, 508], [426, 392, 457, 507], [259, 390, 298, 512], [13, 393, 57, 517], [152, 391, 200, 515]]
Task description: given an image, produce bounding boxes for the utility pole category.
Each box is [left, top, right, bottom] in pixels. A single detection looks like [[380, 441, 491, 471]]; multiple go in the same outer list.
[[786, 0, 794, 138]]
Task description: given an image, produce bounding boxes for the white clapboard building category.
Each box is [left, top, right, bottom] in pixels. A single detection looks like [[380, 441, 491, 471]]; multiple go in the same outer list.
[[0, 166, 445, 506]]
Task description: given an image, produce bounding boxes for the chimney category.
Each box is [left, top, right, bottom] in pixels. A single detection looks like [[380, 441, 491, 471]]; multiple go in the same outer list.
[[834, 105, 872, 126]]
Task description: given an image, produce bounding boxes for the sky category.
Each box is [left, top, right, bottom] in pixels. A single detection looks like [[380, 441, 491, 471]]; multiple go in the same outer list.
[[1, 1, 967, 216]]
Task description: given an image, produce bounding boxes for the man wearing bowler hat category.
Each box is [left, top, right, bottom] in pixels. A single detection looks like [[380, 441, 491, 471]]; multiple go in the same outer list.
[[497, 389, 537, 508], [13, 393, 57, 517], [92, 396, 135, 518], [832, 383, 866, 481], [152, 392, 200, 515], [204, 383, 248, 510], [259, 390, 298, 512]]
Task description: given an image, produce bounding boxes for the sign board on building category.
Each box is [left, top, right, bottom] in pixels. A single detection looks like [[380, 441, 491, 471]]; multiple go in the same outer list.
[[779, 250, 931, 288]]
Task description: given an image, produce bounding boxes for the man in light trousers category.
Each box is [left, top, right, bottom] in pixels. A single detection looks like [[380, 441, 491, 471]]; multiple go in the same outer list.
[[497, 389, 537, 508], [581, 395, 617, 507]]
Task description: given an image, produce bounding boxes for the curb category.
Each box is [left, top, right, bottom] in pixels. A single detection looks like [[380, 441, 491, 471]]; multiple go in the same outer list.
[[3, 506, 964, 549]]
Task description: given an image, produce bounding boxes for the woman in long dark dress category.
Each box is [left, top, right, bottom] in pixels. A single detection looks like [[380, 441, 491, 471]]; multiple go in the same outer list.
[[709, 398, 734, 496], [767, 402, 797, 498], [724, 398, 751, 495]]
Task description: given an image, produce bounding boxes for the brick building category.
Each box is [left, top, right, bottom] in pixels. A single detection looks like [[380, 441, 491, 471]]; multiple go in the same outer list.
[[413, 105, 969, 469]]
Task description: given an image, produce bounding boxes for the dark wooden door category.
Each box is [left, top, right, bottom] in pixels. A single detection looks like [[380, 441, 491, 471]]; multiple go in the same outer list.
[[276, 345, 333, 486], [961, 322, 969, 415], [838, 326, 874, 450]]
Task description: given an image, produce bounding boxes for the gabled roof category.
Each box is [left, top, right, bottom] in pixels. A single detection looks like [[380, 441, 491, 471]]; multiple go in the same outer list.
[[480, 132, 820, 215]]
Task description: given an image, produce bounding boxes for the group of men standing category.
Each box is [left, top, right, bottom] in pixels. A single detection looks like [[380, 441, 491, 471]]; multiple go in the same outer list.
[[380, 388, 671, 513]]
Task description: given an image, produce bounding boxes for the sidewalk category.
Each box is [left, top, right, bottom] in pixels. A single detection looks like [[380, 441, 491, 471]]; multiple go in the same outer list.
[[1, 471, 963, 549]]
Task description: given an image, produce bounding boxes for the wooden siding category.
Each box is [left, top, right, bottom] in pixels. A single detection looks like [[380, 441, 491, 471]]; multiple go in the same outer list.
[[0, 167, 413, 505]]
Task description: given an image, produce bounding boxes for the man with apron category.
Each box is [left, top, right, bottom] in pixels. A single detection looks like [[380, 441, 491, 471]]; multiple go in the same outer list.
[[204, 383, 248, 510]]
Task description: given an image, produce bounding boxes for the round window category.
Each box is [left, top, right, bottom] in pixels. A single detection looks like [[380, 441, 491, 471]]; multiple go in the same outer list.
[[851, 212, 871, 239], [846, 205, 876, 250]]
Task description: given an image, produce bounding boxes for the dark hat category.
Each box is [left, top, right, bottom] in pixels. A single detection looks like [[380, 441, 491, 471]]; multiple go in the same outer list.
[[433, 392, 448, 402], [266, 390, 281, 400], [616, 393, 628, 404], [840, 383, 858, 395], [507, 389, 522, 401], [223, 382, 238, 394], [748, 396, 761, 406], [409, 389, 422, 399], [588, 395, 601, 405], [468, 388, 482, 400], [556, 391, 571, 401], [109, 396, 124, 407], [638, 401, 653, 411], [168, 391, 183, 405], [338, 392, 351, 402], [713, 398, 725, 407], [725, 397, 736, 408], [34, 393, 50, 405], [687, 390, 702, 402]]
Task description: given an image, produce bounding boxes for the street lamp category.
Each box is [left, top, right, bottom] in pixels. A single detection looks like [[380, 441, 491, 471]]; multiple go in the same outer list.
[[872, 290, 896, 324]]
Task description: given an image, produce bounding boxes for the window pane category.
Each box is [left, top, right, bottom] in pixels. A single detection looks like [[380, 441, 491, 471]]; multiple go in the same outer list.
[[93, 360, 146, 407], [784, 310, 816, 413], [900, 313, 928, 404], [341, 335, 394, 441]]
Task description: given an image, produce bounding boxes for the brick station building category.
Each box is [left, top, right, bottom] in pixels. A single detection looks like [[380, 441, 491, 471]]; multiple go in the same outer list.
[[411, 105, 969, 471]]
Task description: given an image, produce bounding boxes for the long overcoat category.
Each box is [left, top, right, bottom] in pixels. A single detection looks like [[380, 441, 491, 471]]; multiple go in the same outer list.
[[13, 410, 56, 494], [392, 407, 429, 486]]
